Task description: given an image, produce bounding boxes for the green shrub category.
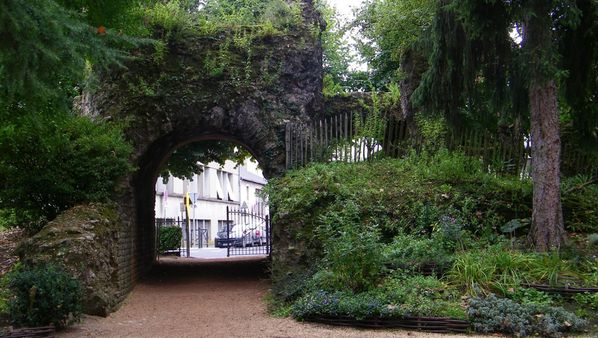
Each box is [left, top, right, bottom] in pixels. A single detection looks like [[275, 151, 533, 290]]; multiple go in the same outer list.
[[0, 279, 9, 325], [382, 274, 465, 318], [561, 176, 598, 233], [0, 113, 133, 233], [468, 294, 586, 337], [383, 232, 454, 273], [267, 154, 597, 318], [0, 209, 16, 231], [292, 275, 464, 320], [314, 202, 385, 292], [506, 287, 554, 307], [158, 226, 182, 254], [527, 252, 581, 287], [291, 290, 389, 320], [6, 264, 82, 328], [573, 292, 598, 311]]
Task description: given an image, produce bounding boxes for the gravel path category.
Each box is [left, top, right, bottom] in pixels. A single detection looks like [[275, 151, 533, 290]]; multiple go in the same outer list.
[[59, 257, 479, 338]]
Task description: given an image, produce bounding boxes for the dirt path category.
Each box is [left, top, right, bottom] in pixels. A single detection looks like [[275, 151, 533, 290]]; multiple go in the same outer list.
[[59, 257, 476, 338]]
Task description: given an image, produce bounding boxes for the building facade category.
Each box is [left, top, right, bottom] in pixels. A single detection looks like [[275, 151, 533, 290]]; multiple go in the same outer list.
[[154, 159, 268, 247]]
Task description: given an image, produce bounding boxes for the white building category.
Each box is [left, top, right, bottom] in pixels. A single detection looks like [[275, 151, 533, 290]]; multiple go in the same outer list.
[[154, 158, 268, 247]]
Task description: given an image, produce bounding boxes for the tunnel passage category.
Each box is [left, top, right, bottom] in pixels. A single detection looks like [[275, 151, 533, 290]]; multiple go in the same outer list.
[[79, 3, 324, 304], [137, 133, 273, 266]]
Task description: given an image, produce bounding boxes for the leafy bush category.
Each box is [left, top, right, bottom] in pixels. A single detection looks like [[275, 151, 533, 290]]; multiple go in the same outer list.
[[0, 209, 16, 231], [292, 275, 464, 320], [267, 153, 597, 328], [506, 287, 554, 307], [573, 292, 598, 311], [314, 202, 385, 292], [527, 252, 581, 287], [0, 113, 133, 233], [6, 264, 82, 328], [266, 153, 534, 268], [468, 294, 586, 337], [561, 176, 598, 233], [383, 232, 454, 273], [381, 274, 465, 319], [291, 290, 389, 320], [0, 281, 9, 325], [198, 0, 302, 36], [158, 226, 182, 254]]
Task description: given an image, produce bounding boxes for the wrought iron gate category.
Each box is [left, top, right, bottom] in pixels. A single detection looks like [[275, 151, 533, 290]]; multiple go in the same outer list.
[[223, 206, 271, 257]]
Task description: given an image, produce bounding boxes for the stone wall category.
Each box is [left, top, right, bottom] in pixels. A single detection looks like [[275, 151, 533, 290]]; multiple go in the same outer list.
[[77, 0, 325, 307], [18, 204, 126, 316]]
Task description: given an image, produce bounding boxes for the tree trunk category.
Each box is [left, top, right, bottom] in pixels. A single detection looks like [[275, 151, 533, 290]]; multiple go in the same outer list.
[[529, 80, 564, 251], [525, 0, 565, 251], [399, 49, 426, 138]]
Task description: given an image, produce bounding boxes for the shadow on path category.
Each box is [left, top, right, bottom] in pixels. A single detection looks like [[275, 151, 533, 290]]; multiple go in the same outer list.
[[147, 256, 270, 285]]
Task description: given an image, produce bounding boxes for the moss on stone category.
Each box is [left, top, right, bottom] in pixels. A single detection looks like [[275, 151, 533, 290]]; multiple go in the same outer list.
[[18, 203, 123, 317]]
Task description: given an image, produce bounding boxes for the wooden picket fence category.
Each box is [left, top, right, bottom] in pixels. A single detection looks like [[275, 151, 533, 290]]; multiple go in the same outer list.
[[285, 112, 597, 178]]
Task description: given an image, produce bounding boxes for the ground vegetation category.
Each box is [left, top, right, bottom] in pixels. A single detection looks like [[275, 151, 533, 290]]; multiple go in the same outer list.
[[266, 151, 597, 336]]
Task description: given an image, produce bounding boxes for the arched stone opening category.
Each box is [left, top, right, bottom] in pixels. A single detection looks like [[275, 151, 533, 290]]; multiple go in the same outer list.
[[67, 1, 325, 311], [134, 130, 276, 269]]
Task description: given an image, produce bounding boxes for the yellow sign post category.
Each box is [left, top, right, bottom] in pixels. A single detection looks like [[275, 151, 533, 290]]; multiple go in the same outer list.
[[184, 193, 191, 258]]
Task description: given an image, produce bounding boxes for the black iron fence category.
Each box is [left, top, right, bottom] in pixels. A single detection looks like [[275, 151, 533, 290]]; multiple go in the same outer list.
[[155, 218, 209, 256], [223, 206, 271, 257]]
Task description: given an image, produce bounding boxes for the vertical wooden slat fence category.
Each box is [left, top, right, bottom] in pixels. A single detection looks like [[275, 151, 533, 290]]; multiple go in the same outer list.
[[285, 113, 596, 177]]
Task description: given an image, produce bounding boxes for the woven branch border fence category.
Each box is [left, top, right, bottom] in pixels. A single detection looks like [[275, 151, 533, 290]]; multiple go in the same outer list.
[[308, 316, 470, 333], [285, 112, 598, 178], [522, 284, 598, 296]]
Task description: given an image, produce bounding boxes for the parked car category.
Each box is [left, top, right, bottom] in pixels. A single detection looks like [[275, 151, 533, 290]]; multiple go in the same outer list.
[[215, 223, 267, 248], [215, 225, 234, 248]]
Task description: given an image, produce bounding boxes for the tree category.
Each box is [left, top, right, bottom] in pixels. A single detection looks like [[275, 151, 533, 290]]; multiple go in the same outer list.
[[355, 0, 435, 133], [0, 0, 145, 110], [524, 1, 564, 251], [411, 0, 597, 251], [0, 0, 145, 231], [160, 141, 251, 181]]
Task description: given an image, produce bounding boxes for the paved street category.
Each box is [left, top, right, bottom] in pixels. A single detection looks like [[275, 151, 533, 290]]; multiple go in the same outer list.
[[160, 247, 268, 260]]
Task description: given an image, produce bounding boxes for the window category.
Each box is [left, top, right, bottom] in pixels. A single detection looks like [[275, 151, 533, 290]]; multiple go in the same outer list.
[[218, 220, 233, 232]]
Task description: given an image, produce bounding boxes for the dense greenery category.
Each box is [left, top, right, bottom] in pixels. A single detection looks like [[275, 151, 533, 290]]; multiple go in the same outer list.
[[0, 0, 145, 109], [4, 264, 82, 328], [158, 226, 183, 254], [267, 153, 596, 335], [354, 0, 598, 251], [0, 0, 596, 334], [0, 112, 133, 233]]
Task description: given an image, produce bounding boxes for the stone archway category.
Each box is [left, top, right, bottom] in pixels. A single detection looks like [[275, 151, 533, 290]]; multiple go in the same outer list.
[[75, 2, 324, 307]]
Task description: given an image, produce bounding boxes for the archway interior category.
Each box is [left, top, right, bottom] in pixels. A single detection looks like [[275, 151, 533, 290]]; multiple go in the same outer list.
[[138, 134, 270, 261]]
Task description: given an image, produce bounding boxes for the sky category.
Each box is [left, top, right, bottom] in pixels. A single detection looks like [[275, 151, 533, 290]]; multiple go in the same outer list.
[[328, 0, 363, 20], [325, 0, 367, 71]]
